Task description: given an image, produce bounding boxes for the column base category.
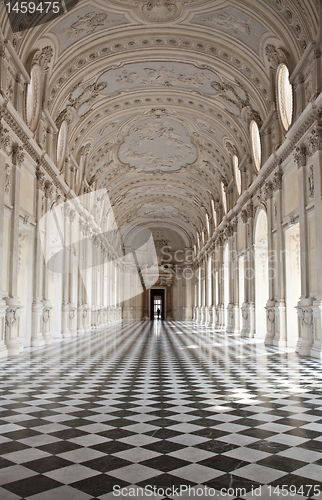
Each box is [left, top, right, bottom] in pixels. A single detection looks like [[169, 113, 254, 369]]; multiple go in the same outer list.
[[240, 303, 255, 338], [30, 335, 45, 348], [295, 299, 313, 355], [272, 301, 287, 347], [264, 301, 276, 345], [0, 300, 8, 358], [5, 298, 23, 356]]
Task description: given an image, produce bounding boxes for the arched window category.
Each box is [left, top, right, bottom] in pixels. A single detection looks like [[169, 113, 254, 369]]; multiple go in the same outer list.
[[26, 64, 42, 133], [206, 213, 210, 237], [233, 154, 241, 195], [57, 120, 68, 171], [211, 199, 217, 228], [250, 120, 261, 171], [277, 63, 293, 131], [221, 182, 227, 214]]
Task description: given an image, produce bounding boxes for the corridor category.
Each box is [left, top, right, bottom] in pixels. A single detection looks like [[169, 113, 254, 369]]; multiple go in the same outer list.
[[0, 322, 322, 499]]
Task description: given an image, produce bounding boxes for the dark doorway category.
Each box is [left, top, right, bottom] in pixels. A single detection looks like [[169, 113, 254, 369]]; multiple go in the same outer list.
[[150, 289, 165, 320]]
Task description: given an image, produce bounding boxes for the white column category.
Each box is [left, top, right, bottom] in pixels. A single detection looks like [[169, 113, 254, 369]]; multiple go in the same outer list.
[[309, 124, 322, 358], [0, 146, 9, 358], [42, 181, 54, 345], [5, 145, 24, 355], [272, 169, 287, 347], [31, 169, 45, 347], [294, 147, 313, 354], [61, 201, 71, 338], [264, 181, 276, 345]]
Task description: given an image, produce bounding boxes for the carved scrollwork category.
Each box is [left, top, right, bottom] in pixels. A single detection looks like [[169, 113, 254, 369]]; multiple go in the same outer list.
[[241, 307, 248, 320], [69, 308, 76, 320], [5, 307, 21, 328], [265, 44, 287, 69], [5, 163, 11, 194], [32, 46, 53, 72], [42, 307, 51, 324], [308, 166, 314, 198], [266, 308, 275, 324], [0, 122, 11, 152]]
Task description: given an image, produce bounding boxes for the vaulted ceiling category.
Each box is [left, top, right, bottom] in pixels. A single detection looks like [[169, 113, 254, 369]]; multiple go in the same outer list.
[[2, 0, 319, 249]]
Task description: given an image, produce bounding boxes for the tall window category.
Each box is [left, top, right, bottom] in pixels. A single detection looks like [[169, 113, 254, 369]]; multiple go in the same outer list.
[[233, 154, 241, 195], [221, 182, 227, 214], [211, 198, 217, 227], [206, 213, 210, 237], [277, 63, 293, 132], [250, 120, 261, 172]]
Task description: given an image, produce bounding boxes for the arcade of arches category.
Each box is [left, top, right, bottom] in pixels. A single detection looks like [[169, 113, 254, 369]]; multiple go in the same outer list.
[[0, 0, 322, 362]]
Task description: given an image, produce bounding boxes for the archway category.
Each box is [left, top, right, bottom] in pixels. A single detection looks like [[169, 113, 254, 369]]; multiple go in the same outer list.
[[254, 209, 269, 339]]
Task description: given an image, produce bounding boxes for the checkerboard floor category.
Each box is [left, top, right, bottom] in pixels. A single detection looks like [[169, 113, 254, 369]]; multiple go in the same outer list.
[[1, 321, 322, 499]]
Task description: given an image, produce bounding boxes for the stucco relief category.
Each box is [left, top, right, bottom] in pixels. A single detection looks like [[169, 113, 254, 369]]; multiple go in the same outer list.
[[53, 9, 127, 51], [118, 119, 197, 172], [97, 62, 217, 95], [63, 13, 109, 38], [197, 13, 251, 35], [56, 81, 107, 126], [116, 66, 211, 87], [136, 202, 186, 220]]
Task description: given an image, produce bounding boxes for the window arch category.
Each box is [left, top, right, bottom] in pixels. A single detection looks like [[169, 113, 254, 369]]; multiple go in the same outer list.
[[233, 154, 241, 195], [250, 120, 261, 171], [221, 182, 227, 214], [276, 63, 293, 132]]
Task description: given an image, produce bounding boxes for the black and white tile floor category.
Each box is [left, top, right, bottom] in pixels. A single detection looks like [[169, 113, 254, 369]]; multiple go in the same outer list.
[[1, 321, 322, 500]]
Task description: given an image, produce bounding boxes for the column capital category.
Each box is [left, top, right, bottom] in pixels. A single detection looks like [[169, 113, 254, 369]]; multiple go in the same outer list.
[[36, 170, 46, 190], [241, 209, 248, 223], [264, 181, 273, 199], [294, 145, 307, 168], [273, 168, 283, 191], [11, 144, 24, 165], [247, 201, 254, 219], [306, 123, 322, 156], [44, 180, 54, 199]]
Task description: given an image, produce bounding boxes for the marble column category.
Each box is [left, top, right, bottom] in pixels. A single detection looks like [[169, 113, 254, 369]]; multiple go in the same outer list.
[[309, 123, 322, 358], [241, 203, 255, 338], [41, 181, 54, 345], [294, 147, 313, 354], [31, 169, 46, 347], [264, 182, 276, 345], [184, 248, 193, 320], [272, 168, 287, 347], [5, 145, 24, 355], [215, 235, 224, 329], [0, 147, 9, 358], [77, 217, 85, 335], [166, 285, 173, 320], [61, 201, 71, 338]]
